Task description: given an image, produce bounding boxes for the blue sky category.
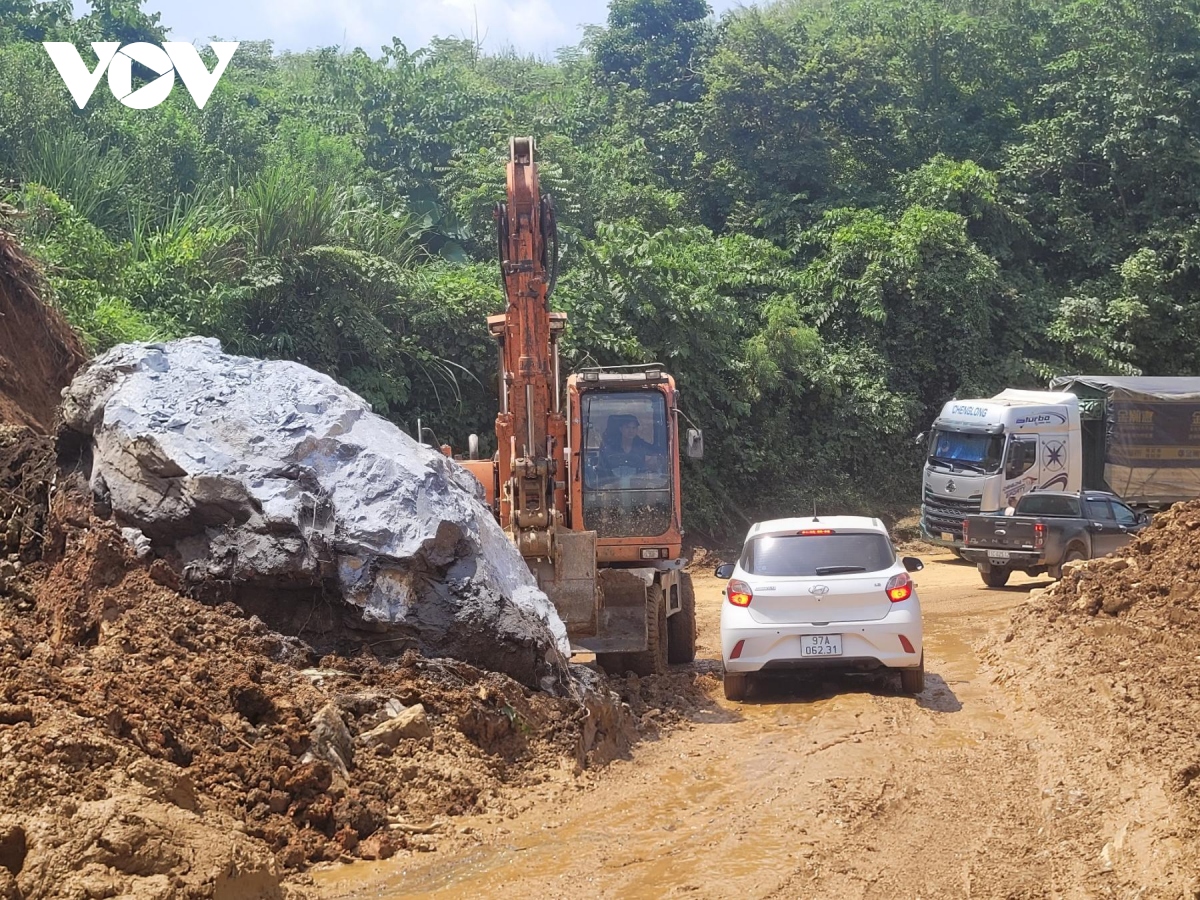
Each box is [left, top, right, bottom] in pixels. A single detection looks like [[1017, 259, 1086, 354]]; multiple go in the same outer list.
[[72, 0, 754, 59]]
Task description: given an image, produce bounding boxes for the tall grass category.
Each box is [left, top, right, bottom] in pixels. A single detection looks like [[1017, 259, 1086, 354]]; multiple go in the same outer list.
[[18, 131, 131, 231]]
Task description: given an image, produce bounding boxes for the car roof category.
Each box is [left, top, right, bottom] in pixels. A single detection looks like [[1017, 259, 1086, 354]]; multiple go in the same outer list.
[[747, 515, 887, 537]]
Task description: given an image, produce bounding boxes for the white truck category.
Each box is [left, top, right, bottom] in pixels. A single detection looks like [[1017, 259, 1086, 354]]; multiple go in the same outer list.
[[920, 390, 1081, 547], [920, 377, 1200, 549]]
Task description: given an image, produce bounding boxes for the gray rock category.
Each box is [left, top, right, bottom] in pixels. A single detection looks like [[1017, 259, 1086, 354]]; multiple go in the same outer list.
[[60, 338, 569, 689], [305, 702, 354, 777]]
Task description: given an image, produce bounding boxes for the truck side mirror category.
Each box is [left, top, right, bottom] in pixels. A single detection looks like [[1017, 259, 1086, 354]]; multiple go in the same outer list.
[[686, 428, 704, 459], [714, 563, 734, 579]]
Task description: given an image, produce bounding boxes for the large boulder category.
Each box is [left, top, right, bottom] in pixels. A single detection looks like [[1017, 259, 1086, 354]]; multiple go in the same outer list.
[[60, 337, 569, 690]]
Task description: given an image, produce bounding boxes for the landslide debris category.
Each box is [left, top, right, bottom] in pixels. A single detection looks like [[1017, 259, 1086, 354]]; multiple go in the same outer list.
[[987, 500, 1200, 887], [0, 498, 637, 899], [0, 269, 646, 900], [60, 337, 567, 690]]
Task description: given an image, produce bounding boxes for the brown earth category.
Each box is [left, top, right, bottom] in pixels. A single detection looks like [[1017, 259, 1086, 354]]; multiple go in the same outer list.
[[318, 534, 1200, 899], [0, 230, 86, 434], [0, 493, 643, 899]]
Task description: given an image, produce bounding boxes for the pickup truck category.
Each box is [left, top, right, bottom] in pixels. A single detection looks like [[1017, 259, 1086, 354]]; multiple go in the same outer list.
[[960, 490, 1151, 587]]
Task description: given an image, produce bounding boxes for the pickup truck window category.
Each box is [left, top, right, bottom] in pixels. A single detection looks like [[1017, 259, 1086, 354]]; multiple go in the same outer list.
[[1016, 494, 1080, 517], [1111, 502, 1138, 526], [1085, 498, 1112, 520]]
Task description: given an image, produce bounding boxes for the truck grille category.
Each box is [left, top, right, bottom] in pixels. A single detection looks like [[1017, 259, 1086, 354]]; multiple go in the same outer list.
[[922, 488, 982, 539]]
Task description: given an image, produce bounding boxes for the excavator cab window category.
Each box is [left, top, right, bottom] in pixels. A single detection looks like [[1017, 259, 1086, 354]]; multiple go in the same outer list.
[[581, 391, 671, 538]]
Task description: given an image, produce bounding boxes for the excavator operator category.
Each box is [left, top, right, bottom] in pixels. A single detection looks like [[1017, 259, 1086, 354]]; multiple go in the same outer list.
[[599, 415, 664, 476]]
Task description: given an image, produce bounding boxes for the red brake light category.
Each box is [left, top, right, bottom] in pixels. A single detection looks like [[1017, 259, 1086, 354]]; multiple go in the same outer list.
[[886, 572, 913, 603], [798, 529, 834, 535], [1033, 521, 1045, 550], [727, 579, 753, 607], [962, 518, 970, 544]]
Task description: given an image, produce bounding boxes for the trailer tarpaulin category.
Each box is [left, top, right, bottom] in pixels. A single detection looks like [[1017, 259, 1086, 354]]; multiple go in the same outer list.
[[1050, 375, 1200, 504]]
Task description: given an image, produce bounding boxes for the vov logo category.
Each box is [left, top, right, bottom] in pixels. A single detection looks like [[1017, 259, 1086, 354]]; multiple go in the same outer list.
[[42, 42, 239, 110]]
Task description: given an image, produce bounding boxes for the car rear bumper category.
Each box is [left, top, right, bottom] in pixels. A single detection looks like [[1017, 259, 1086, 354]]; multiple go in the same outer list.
[[721, 606, 923, 673]]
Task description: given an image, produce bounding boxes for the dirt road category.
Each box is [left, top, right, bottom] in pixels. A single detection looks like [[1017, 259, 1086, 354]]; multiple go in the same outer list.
[[314, 553, 1184, 898]]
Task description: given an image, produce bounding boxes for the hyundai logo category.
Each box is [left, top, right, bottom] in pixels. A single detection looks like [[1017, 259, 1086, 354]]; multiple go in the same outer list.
[[808, 584, 829, 596]]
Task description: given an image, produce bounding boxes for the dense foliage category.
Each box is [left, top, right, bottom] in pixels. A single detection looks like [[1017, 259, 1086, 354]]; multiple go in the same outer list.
[[3, 0, 1199, 536]]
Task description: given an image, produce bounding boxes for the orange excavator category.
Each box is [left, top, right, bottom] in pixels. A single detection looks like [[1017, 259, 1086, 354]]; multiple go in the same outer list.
[[459, 137, 702, 675]]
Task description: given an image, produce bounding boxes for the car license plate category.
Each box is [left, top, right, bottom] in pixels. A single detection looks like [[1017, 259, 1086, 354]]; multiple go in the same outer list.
[[988, 549, 1011, 560], [941, 532, 954, 542], [802, 634, 842, 657]]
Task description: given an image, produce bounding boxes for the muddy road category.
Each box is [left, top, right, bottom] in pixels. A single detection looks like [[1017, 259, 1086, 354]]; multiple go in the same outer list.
[[314, 552, 1177, 899]]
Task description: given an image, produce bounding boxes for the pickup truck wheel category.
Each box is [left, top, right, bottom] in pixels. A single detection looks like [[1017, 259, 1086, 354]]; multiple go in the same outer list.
[[1057, 546, 1087, 580], [900, 654, 925, 694], [723, 671, 748, 701], [980, 565, 1011, 587]]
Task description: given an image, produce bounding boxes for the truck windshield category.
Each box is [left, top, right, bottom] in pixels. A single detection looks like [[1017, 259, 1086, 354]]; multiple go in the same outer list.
[[581, 391, 671, 538], [928, 429, 1003, 473]]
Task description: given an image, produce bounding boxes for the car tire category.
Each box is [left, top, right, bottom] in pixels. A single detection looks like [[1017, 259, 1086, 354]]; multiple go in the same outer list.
[[596, 584, 668, 677], [900, 654, 925, 694], [667, 573, 697, 665], [723, 671, 748, 701], [980, 565, 1011, 587]]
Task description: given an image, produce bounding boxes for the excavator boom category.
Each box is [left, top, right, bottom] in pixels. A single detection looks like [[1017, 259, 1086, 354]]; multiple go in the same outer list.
[[491, 137, 568, 559], [460, 136, 698, 672]]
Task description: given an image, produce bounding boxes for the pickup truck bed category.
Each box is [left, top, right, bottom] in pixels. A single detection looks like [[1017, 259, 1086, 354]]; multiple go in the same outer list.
[[961, 490, 1148, 587]]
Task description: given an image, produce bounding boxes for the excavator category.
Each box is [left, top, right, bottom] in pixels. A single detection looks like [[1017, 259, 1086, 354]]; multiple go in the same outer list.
[[458, 137, 702, 675]]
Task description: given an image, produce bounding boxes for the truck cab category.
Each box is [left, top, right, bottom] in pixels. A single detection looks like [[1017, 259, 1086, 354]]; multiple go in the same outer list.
[[921, 390, 1082, 547]]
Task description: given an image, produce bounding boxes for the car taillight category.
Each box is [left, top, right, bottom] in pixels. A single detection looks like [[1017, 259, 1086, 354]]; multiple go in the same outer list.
[[962, 518, 970, 545], [886, 572, 913, 603], [727, 579, 753, 607], [1034, 522, 1045, 550]]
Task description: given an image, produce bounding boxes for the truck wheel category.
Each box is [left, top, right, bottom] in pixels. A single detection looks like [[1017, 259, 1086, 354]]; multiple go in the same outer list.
[[596, 584, 668, 677], [900, 654, 925, 694], [667, 573, 697, 664], [723, 671, 748, 701], [1057, 546, 1087, 580], [980, 566, 1011, 587]]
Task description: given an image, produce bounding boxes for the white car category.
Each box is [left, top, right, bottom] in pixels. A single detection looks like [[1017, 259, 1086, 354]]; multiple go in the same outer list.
[[716, 516, 925, 701]]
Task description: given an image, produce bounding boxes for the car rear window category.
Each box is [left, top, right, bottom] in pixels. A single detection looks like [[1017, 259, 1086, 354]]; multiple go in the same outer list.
[[740, 532, 896, 576], [1015, 494, 1080, 517]]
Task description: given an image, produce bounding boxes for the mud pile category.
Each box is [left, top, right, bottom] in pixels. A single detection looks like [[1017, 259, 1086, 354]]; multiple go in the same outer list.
[[0, 495, 635, 899], [61, 337, 567, 690], [0, 230, 86, 433], [0, 426, 56, 566], [988, 500, 1200, 857]]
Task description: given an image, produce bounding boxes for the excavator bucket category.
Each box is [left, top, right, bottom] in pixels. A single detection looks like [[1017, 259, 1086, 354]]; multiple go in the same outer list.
[[538, 530, 597, 633], [534, 531, 650, 654], [589, 568, 651, 654]]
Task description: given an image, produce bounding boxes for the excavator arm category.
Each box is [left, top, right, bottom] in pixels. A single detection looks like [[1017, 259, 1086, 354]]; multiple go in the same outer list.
[[490, 137, 568, 558]]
